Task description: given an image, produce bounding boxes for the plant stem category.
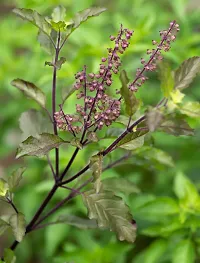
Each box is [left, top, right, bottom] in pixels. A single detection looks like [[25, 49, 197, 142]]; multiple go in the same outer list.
[[52, 31, 61, 178], [61, 115, 146, 185], [6, 197, 18, 214], [103, 152, 131, 171], [31, 178, 92, 229]]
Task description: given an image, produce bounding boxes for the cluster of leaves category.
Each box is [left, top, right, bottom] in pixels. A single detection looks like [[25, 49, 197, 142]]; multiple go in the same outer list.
[[0, 1, 200, 263]]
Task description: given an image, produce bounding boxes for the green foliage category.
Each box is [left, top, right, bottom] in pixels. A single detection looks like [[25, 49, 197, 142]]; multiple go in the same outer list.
[[172, 239, 195, 263], [82, 189, 136, 242], [1, 0, 200, 262], [8, 167, 26, 192], [174, 56, 200, 90], [9, 213, 26, 242], [16, 133, 66, 158], [120, 70, 139, 116], [11, 79, 46, 108], [3, 249, 16, 263], [158, 61, 174, 97]]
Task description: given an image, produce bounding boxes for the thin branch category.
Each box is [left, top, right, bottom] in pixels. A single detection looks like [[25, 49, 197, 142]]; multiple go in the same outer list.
[[103, 152, 131, 171], [47, 154, 56, 181], [61, 115, 146, 185], [52, 30, 61, 177], [31, 178, 92, 230], [6, 197, 18, 214]]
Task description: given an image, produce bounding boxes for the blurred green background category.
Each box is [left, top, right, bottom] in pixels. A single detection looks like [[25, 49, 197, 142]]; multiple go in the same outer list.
[[0, 0, 200, 262]]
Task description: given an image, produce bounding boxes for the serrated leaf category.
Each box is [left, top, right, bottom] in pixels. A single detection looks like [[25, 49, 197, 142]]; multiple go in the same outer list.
[[158, 61, 174, 97], [57, 215, 98, 229], [19, 109, 52, 141], [172, 239, 195, 263], [9, 213, 26, 242], [0, 218, 9, 236], [13, 8, 51, 36], [4, 249, 16, 263], [72, 7, 106, 29], [120, 70, 140, 116], [146, 108, 163, 132], [160, 118, 194, 136], [90, 154, 103, 193], [16, 133, 66, 158], [174, 56, 200, 90], [11, 79, 46, 108], [0, 179, 8, 197], [180, 101, 200, 118], [82, 189, 136, 242], [118, 134, 145, 150], [51, 5, 66, 22], [170, 89, 185, 104], [8, 167, 26, 192], [102, 177, 140, 195]]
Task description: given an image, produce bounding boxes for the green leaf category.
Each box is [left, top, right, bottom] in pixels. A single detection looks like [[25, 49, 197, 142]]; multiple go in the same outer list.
[[50, 21, 67, 32], [170, 89, 185, 104], [135, 197, 179, 220], [19, 109, 52, 141], [102, 177, 140, 195], [146, 108, 163, 132], [90, 154, 103, 193], [174, 172, 199, 211], [134, 146, 174, 168], [139, 239, 168, 263], [174, 56, 200, 90], [13, 8, 51, 36], [72, 7, 106, 29], [11, 79, 46, 108], [57, 215, 98, 229], [37, 30, 55, 55], [0, 179, 8, 197], [45, 57, 66, 69], [8, 167, 26, 192], [160, 118, 194, 136], [158, 61, 174, 97], [118, 134, 145, 150], [62, 86, 76, 105], [70, 138, 83, 149], [180, 101, 200, 118], [56, 57, 66, 69], [4, 249, 16, 263], [142, 220, 181, 237], [9, 213, 26, 242], [16, 133, 66, 158], [51, 5, 66, 22], [83, 189, 137, 243], [172, 239, 195, 263], [0, 218, 9, 236], [120, 70, 140, 116]]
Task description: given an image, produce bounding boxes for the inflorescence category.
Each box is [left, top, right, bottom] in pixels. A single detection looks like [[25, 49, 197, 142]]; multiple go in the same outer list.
[[55, 21, 179, 136]]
